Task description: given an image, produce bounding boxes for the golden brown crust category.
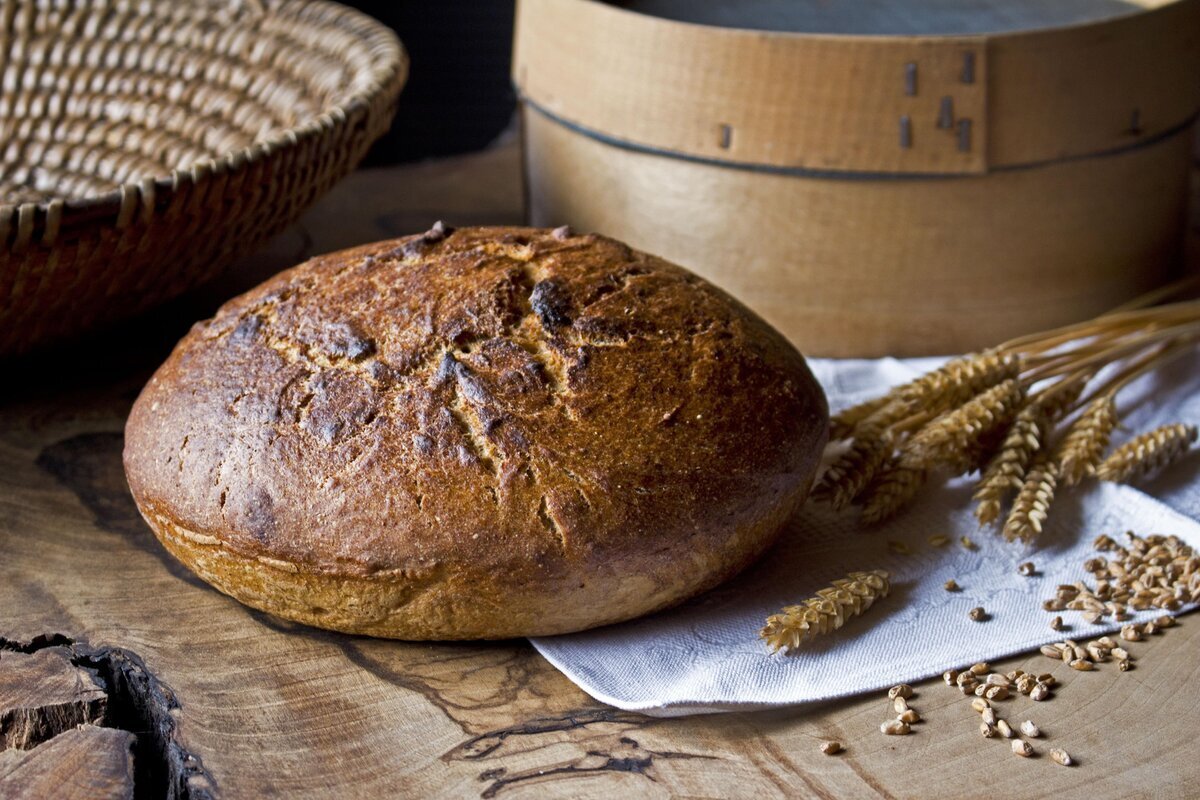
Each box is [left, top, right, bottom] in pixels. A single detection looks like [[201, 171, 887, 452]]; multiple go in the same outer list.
[[123, 225, 828, 639]]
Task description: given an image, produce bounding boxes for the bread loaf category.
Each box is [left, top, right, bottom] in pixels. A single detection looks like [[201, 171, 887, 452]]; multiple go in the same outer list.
[[123, 225, 827, 639]]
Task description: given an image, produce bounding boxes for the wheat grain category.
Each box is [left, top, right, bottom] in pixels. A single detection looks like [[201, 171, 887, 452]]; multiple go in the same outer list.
[[1095, 423, 1198, 483], [760, 570, 890, 653], [1050, 748, 1073, 766], [1011, 739, 1034, 757], [1057, 395, 1119, 486]]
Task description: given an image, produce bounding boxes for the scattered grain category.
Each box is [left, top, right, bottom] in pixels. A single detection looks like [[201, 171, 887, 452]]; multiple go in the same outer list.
[[1050, 748, 1073, 767], [1120, 624, 1143, 642], [970, 697, 989, 713], [1069, 659, 1094, 671], [821, 740, 843, 756], [1019, 720, 1040, 738], [888, 684, 914, 700], [893, 697, 909, 714], [944, 579, 961, 592], [969, 607, 988, 622], [996, 719, 1014, 739], [1050, 616, 1066, 632], [1018, 561, 1036, 576], [881, 719, 911, 736], [1030, 683, 1050, 702], [1011, 739, 1033, 757], [960, 535, 978, 550], [899, 709, 921, 724]]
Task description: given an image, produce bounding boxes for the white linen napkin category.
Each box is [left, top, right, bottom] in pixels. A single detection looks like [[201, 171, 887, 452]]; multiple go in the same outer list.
[[530, 351, 1200, 716]]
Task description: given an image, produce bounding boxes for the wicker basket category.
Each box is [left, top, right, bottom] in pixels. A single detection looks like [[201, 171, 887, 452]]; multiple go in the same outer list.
[[0, 0, 406, 355]]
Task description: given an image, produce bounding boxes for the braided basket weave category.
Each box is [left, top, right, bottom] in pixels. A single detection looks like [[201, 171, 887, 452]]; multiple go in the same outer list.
[[0, 0, 406, 355]]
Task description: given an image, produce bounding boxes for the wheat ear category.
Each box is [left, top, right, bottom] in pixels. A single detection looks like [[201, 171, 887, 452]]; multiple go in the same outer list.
[[830, 350, 1019, 440], [860, 459, 927, 524], [973, 404, 1044, 526], [972, 378, 1085, 526], [760, 570, 891, 653], [811, 425, 894, 510], [1095, 423, 1198, 483], [1002, 457, 1057, 543], [895, 349, 1021, 412], [829, 395, 892, 440], [1056, 394, 1119, 486], [903, 379, 1025, 474]]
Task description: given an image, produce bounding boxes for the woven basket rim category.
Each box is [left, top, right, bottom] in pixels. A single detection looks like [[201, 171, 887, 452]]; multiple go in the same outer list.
[[0, 0, 407, 248]]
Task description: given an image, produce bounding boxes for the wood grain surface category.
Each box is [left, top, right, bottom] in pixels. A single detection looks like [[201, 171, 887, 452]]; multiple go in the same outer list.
[[0, 726, 135, 800], [2, 135, 1199, 798]]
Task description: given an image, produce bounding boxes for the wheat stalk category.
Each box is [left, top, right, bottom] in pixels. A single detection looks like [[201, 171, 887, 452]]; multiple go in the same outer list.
[[1095, 423, 1198, 483], [760, 570, 890, 653], [1056, 395, 1119, 486]]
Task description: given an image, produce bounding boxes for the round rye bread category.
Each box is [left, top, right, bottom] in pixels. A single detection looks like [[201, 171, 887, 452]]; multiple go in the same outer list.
[[123, 225, 828, 639]]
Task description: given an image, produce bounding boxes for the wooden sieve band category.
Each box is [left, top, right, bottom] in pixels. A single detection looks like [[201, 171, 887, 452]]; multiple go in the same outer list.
[[513, 0, 1200, 176]]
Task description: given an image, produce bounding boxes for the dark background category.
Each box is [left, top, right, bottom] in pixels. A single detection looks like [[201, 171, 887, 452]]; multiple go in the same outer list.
[[347, 1, 518, 164]]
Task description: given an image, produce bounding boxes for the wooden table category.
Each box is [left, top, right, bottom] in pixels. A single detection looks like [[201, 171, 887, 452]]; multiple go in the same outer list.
[[3, 135, 1199, 799]]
